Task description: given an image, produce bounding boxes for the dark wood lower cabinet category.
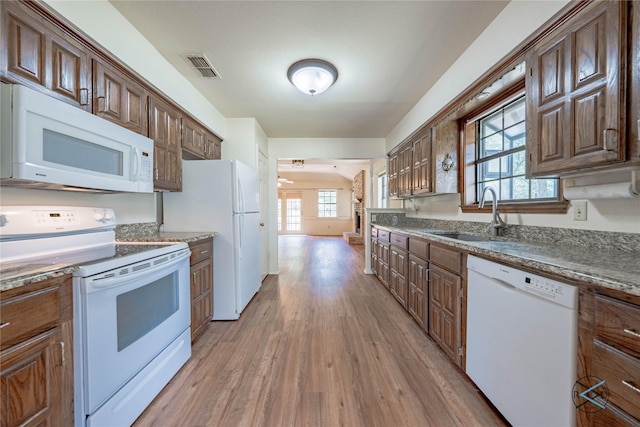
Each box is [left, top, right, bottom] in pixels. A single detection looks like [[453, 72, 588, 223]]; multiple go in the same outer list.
[[577, 287, 640, 426], [428, 265, 461, 364], [408, 254, 427, 330], [0, 275, 73, 427], [189, 238, 214, 342], [370, 227, 464, 368]]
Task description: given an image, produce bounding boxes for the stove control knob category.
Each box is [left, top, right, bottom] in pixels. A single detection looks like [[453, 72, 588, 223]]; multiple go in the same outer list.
[[0, 214, 7, 227], [93, 213, 104, 222]]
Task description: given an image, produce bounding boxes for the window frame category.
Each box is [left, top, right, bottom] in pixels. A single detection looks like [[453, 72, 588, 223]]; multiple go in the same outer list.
[[317, 189, 338, 218], [460, 80, 568, 214]]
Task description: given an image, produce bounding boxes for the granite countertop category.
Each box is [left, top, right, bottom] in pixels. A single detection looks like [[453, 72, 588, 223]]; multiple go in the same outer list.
[[373, 224, 640, 297], [0, 231, 216, 293]]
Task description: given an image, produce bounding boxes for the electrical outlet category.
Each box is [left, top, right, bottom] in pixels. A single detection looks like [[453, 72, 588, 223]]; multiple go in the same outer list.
[[573, 200, 587, 221]]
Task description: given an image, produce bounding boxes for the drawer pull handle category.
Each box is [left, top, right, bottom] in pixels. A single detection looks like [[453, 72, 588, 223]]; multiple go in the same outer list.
[[622, 380, 640, 394], [624, 328, 640, 339], [0, 322, 10, 329], [199, 250, 209, 255]]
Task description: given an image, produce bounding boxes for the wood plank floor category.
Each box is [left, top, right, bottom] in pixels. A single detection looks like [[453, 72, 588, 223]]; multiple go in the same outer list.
[[134, 236, 506, 427]]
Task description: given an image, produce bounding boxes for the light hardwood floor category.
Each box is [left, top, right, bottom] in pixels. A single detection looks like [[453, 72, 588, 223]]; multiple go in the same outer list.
[[134, 236, 506, 427]]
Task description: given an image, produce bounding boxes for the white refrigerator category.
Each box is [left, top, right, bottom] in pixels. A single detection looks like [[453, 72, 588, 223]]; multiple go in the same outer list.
[[163, 159, 261, 320]]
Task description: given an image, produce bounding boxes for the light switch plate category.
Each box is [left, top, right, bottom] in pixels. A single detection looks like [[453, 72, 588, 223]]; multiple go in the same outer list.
[[573, 200, 587, 221]]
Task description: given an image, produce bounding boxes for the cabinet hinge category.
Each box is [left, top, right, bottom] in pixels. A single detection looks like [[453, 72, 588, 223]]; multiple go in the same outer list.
[[458, 287, 463, 298], [458, 346, 463, 356], [529, 67, 533, 77]]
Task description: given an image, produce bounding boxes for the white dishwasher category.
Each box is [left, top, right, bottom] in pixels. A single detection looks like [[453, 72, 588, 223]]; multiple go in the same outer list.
[[466, 255, 578, 427]]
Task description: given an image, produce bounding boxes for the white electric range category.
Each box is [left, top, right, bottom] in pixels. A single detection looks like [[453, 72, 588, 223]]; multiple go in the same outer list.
[[0, 206, 192, 427]]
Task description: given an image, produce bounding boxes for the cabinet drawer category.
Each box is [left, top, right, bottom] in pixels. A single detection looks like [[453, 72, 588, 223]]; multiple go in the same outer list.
[[596, 295, 640, 358], [189, 239, 213, 265], [0, 286, 61, 350], [390, 234, 408, 250], [429, 244, 462, 274], [409, 238, 428, 260], [378, 230, 390, 242], [593, 341, 640, 421]]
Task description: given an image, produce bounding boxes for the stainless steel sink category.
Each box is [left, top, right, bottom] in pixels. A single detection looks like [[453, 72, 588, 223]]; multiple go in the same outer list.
[[435, 233, 490, 242]]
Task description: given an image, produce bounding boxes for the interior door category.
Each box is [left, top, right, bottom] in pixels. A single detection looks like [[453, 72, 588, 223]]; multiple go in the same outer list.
[[258, 151, 269, 279]]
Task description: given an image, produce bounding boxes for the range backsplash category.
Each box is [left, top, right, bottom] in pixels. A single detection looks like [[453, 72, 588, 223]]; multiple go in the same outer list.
[[370, 212, 640, 253]]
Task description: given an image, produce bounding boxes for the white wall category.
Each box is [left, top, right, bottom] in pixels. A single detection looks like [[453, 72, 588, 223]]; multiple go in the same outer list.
[[0, 187, 158, 224], [223, 118, 268, 170]]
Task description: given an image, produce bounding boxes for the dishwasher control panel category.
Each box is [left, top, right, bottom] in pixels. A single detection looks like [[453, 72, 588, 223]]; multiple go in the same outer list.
[[467, 255, 577, 309]]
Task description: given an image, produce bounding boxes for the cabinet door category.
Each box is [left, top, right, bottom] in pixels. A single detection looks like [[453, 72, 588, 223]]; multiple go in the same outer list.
[[182, 117, 206, 159], [93, 59, 148, 135], [412, 131, 432, 195], [398, 144, 413, 197], [429, 265, 461, 365], [149, 95, 182, 191], [432, 120, 458, 193], [408, 255, 427, 330], [630, 0, 640, 164], [387, 153, 399, 198], [526, 0, 625, 176], [190, 257, 213, 341], [205, 132, 222, 160], [0, 328, 65, 427], [2, 1, 91, 110]]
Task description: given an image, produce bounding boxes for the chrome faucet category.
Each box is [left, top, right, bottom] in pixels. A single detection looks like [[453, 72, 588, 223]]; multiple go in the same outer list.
[[479, 187, 506, 237]]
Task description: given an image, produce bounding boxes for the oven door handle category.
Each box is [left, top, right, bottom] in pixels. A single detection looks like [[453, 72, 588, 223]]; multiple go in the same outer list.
[[87, 252, 190, 290]]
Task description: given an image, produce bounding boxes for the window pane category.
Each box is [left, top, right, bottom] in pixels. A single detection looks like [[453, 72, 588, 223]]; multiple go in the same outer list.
[[476, 95, 558, 204], [480, 132, 503, 157], [504, 122, 526, 149], [531, 179, 558, 199], [503, 98, 525, 128], [481, 110, 503, 138], [318, 190, 337, 218]]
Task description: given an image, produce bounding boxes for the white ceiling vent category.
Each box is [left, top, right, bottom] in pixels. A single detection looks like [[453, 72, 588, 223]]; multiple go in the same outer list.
[[184, 53, 221, 79]]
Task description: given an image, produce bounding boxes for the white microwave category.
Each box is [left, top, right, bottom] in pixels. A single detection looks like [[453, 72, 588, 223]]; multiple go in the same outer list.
[[0, 84, 154, 193]]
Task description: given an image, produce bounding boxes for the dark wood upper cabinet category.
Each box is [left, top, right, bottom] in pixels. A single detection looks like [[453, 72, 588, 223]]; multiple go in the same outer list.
[[526, 0, 626, 177], [149, 95, 182, 191], [2, 1, 91, 110], [630, 0, 640, 163], [412, 129, 432, 195], [93, 59, 148, 135], [182, 117, 222, 160]]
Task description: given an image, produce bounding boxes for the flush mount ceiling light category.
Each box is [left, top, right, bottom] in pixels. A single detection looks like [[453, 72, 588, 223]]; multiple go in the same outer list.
[[287, 59, 338, 96], [292, 159, 304, 169]]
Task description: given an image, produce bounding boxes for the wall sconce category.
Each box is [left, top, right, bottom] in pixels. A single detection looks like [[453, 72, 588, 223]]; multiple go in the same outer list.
[[287, 59, 338, 96], [292, 159, 304, 169], [441, 153, 454, 172]]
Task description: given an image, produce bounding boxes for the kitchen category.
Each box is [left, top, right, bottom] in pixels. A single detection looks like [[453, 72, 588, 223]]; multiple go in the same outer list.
[[1, 0, 639, 426]]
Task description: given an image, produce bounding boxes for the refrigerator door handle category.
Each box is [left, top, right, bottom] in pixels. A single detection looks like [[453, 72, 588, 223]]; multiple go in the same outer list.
[[237, 176, 245, 213], [239, 215, 244, 251]]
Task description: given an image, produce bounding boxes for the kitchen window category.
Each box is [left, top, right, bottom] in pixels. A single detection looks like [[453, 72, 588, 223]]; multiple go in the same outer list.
[[461, 82, 566, 213], [317, 190, 337, 217]]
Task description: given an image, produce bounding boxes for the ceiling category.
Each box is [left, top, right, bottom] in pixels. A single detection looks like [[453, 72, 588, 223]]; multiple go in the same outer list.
[[109, 0, 509, 140], [277, 159, 370, 181]]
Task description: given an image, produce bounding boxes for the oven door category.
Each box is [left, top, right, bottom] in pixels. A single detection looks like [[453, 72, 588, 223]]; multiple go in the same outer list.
[[77, 252, 190, 413]]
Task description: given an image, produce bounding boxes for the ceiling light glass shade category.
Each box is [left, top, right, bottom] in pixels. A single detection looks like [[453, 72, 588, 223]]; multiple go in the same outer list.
[[287, 59, 338, 96]]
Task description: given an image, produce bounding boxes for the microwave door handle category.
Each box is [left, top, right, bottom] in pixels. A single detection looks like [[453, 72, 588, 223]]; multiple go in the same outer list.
[[132, 148, 140, 181]]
